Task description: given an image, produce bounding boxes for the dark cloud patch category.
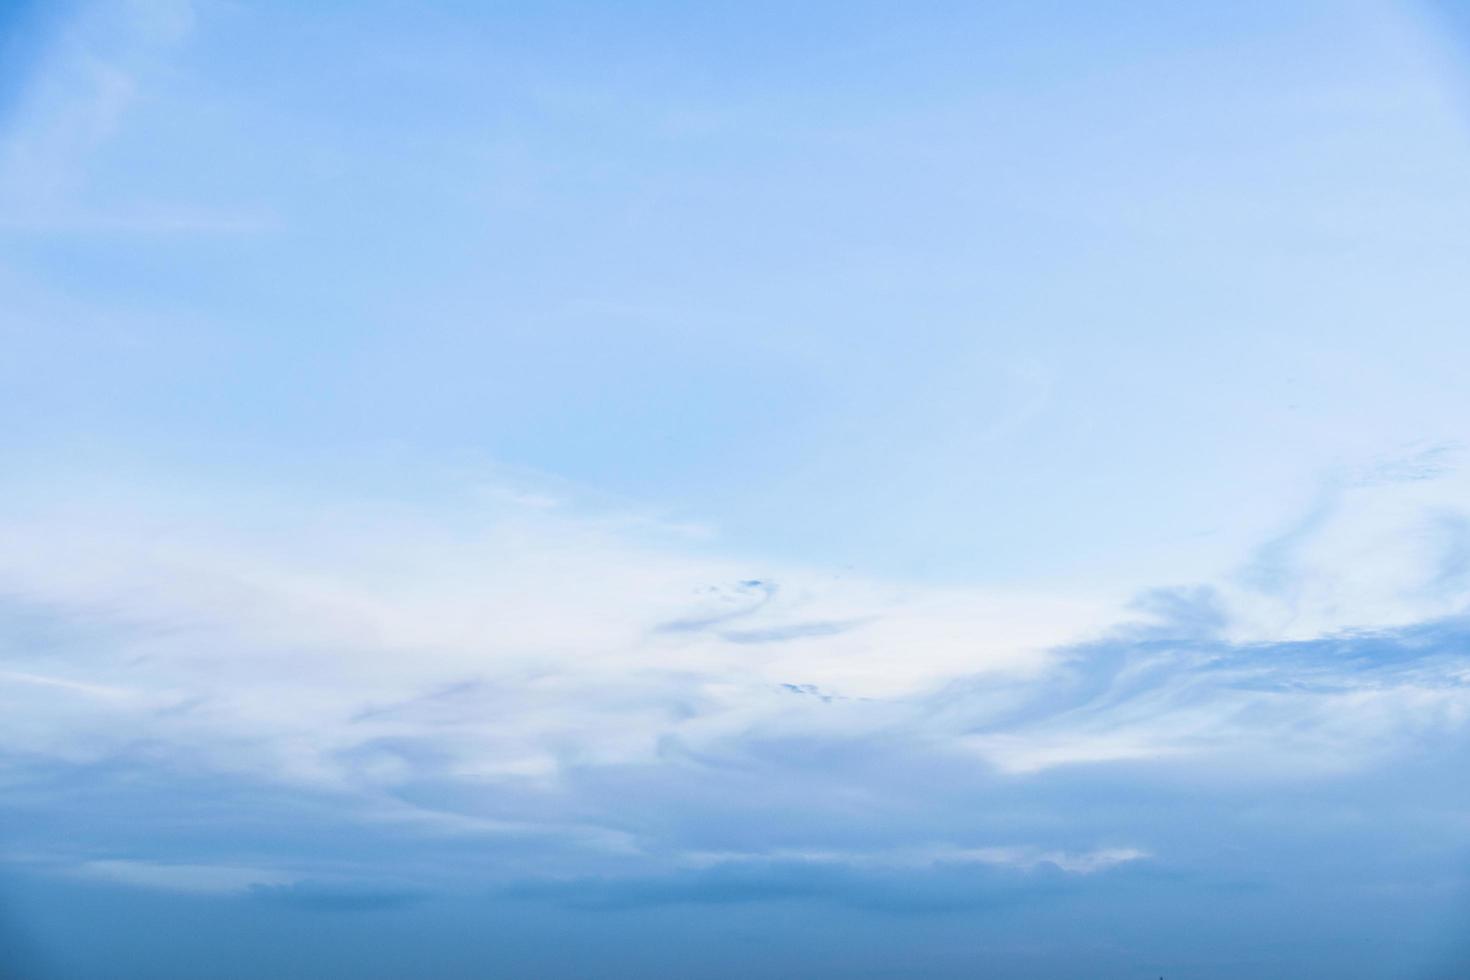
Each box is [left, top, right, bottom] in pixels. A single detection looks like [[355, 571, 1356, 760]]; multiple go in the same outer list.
[[779, 683, 834, 703], [654, 580, 777, 634], [720, 619, 863, 644]]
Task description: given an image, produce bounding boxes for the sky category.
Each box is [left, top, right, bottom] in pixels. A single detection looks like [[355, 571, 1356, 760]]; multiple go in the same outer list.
[[2, 1, 1470, 977]]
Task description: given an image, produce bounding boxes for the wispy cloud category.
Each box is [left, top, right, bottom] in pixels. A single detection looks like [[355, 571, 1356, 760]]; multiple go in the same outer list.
[[73, 859, 297, 896], [0, 0, 277, 237]]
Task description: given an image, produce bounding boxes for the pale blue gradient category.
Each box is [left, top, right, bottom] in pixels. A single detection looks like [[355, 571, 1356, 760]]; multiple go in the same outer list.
[[2, 1, 1470, 976]]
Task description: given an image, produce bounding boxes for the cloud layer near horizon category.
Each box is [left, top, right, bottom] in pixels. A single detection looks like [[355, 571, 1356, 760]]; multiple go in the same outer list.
[[2, 459, 1468, 917]]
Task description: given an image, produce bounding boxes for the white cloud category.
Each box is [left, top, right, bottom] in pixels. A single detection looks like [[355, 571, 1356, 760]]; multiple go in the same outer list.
[[679, 845, 1149, 875], [0, 454, 1468, 889], [0, 475, 1108, 797]]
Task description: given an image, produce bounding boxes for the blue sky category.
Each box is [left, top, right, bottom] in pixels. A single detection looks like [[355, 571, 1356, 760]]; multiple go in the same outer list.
[[3, 1, 1470, 977]]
